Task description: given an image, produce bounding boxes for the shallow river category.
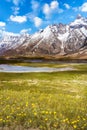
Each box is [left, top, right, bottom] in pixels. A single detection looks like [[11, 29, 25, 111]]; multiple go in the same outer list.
[[0, 64, 74, 73]]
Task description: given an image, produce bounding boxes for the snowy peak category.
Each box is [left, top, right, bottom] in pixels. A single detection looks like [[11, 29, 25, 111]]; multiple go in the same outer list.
[[41, 26, 53, 38], [70, 15, 87, 28], [76, 14, 83, 19], [0, 32, 30, 52]]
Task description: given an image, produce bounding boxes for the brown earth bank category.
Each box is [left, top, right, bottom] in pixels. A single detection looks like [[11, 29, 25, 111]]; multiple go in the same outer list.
[[0, 48, 87, 62], [0, 56, 87, 64]]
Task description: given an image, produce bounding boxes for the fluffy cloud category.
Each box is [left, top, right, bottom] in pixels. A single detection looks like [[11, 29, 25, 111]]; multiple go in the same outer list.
[[20, 28, 31, 34], [79, 2, 87, 12], [50, 0, 59, 9], [0, 29, 19, 36], [0, 22, 6, 27], [12, 7, 20, 15], [6, 0, 23, 6], [43, 0, 63, 17], [31, 0, 39, 11], [13, 0, 20, 5], [10, 15, 27, 23], [43, 4, 50, 16], [34, 17, 42, 27], [64, 3, 70, 9], [26, 0, 41, 28]]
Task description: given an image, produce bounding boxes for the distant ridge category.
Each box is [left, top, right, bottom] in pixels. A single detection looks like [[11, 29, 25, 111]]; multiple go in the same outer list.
[[0, 15, 87, 60]]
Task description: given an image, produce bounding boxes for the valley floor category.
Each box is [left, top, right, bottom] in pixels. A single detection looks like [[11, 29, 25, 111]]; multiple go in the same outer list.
[[0, 62, 87, 130]]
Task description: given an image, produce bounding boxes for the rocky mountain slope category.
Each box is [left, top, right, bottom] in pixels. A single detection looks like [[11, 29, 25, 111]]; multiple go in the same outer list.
[[0, 15, 87, 59]]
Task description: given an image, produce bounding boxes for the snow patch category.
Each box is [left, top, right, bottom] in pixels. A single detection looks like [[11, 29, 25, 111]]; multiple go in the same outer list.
[[58, 31, 69, 42], [41, 26, 52, 38]]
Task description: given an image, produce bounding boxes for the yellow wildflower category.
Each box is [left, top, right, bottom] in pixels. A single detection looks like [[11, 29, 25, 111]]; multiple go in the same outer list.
[[73, 125, 77, 129], [34, 112, 37, 116], [54, 111, 56, 115], [45, 118, 48, 121], [45, 111, 48, 114], [0, 119, 2, 121]]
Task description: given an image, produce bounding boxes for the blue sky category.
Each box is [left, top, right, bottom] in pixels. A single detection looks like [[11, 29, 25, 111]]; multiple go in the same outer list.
[[0, 0, 87, 34]]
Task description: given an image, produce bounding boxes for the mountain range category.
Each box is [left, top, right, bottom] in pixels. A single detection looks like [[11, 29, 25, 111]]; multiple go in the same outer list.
[[0, 15, 87, 60]]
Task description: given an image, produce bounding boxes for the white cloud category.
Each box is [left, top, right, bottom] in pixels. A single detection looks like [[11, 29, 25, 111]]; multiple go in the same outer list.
[[79, 2, 87, 12], [6, 0, 23, 6], [0, 30, 19, 36], [26, 0, 41, 27], [34, 17, 42, 27], [0, 22, 6, 27], [43, 0, 63, 18], [64, 3, 70, 9], [12, 7, 20, 15], [31, 0, 39, 11], [50, 0, 59, 9], [10, 15, 27, 23], [13, 0, 20, 5], [20, 28, 31, 34], [43, 4, 50, 16], [57, 8, 63, 13], [27, 12, 35, 21]]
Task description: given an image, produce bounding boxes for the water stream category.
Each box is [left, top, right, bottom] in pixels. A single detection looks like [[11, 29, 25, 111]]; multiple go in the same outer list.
[[0, 64, 74, 73]]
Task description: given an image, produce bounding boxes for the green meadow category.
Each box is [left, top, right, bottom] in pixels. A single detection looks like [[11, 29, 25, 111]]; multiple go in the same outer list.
[[0, 62, 87, 130]]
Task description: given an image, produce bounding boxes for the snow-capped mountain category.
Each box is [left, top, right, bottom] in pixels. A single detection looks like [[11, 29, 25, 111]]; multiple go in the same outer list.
[[0, 32, 30, 55], [0, 15, 87, 59], [70, 14, 87, 28]]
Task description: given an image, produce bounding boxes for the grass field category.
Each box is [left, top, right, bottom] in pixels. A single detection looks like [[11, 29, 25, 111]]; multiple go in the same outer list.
[[0, 63, 87, 130]]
